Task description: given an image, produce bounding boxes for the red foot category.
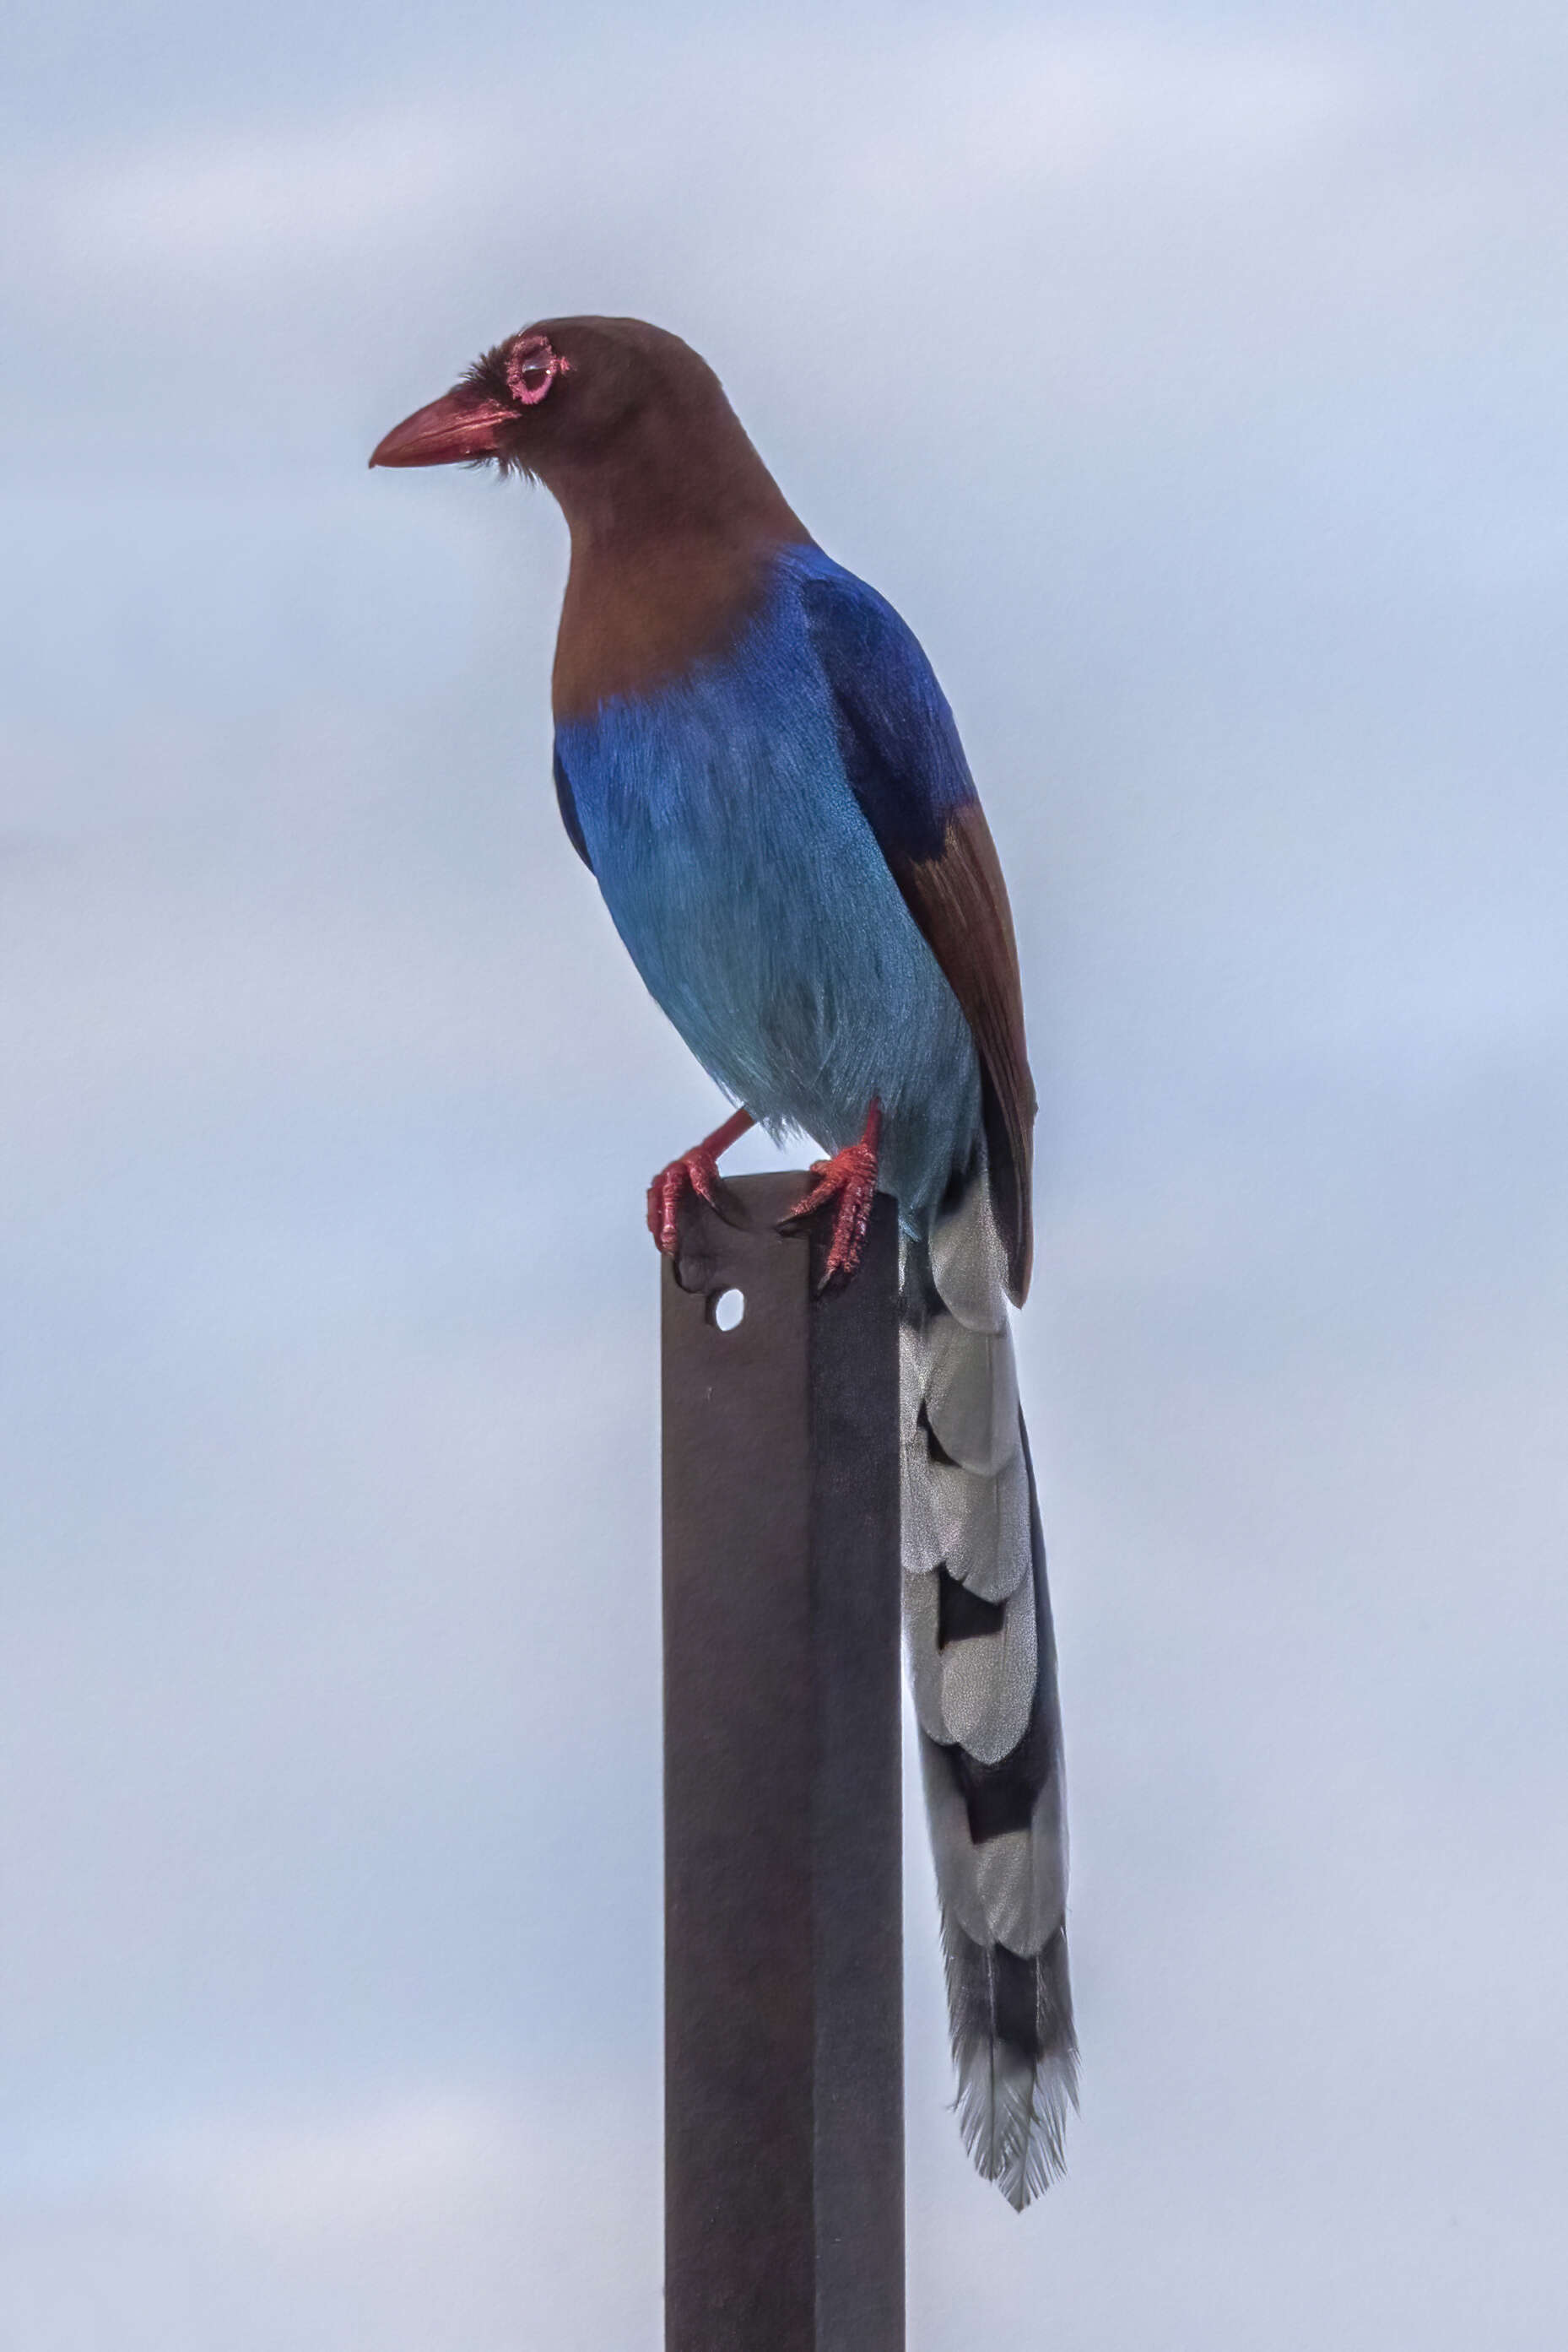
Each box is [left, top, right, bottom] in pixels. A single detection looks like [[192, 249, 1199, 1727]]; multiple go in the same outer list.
[[646, 1107, 756, 1258], [647, 1144, 722, 1257], [779, 1100, 883, 1290]]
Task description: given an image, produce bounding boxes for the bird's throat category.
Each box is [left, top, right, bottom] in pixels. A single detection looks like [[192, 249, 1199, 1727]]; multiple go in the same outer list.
[[552, 522, 808, 721]]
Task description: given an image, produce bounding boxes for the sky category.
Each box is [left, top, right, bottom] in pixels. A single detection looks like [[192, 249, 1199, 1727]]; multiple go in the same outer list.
[[2, 1, 1566, 2344]]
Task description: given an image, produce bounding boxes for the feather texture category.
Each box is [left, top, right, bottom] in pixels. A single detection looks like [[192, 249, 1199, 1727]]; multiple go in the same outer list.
[[803, 565, 1036, 1300], [902, 1171, 1078, 2209], [554, 548, 985, 1227]]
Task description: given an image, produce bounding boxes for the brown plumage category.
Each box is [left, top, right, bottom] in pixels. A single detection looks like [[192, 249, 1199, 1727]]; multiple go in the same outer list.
[[886, 802, 1036, 1303]]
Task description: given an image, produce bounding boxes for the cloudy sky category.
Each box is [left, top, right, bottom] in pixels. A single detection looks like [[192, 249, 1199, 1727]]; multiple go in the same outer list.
[[3, 1, 1566, 2343]]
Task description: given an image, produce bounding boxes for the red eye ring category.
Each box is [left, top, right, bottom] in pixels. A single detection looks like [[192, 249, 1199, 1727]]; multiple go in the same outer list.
[[506, 334, 569, 407]]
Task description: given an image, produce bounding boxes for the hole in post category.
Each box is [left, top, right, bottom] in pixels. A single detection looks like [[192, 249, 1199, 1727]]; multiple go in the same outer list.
[[709, 1288, 745, 1333]]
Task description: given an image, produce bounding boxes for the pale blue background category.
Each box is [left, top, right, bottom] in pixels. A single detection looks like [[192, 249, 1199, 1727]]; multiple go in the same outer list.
[[3, 3, 1565, 2344]]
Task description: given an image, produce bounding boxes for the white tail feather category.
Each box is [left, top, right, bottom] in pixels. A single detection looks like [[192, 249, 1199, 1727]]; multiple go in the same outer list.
[[902, 1168, 1078, 2208]]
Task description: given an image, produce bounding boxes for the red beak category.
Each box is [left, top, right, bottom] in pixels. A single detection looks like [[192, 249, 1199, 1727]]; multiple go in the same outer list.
[[369, 388, 515, 468]]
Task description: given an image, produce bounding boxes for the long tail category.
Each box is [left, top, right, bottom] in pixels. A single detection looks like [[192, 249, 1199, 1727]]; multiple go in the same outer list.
[[900, 1166, 1078, 2210]]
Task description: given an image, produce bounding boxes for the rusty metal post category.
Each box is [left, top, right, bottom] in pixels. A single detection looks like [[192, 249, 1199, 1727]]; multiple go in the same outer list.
[[662, 1171, 903, 2352]]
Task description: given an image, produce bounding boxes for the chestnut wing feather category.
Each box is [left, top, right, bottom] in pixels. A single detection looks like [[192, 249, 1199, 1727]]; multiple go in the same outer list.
[[893, 805, 1035, 1300]]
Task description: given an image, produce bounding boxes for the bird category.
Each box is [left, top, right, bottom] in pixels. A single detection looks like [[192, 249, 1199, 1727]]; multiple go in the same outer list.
[[371, 316, 1078, 2208]]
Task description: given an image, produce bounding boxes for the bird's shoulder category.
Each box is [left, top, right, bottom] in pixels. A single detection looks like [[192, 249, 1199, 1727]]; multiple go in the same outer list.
[[778, 547, 978, 864]]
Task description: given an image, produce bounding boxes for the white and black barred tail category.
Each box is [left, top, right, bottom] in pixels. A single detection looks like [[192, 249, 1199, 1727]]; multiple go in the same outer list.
[[900, 1169, 1078, 2210]]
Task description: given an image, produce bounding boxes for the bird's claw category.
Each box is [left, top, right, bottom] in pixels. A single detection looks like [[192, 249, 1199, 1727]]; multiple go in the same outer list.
[[779, 1138, 879, 1291], [646, 1146, 723, 1257]]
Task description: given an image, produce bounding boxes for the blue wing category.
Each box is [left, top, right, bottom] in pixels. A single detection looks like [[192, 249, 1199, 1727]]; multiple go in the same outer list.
[[798, 556, 1037, 1300], [798, 560, 976, 865], [552, 743, 593, 870]]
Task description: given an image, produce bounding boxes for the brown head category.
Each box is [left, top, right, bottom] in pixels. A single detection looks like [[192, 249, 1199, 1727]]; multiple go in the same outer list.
[[371, 316, 810, 714]]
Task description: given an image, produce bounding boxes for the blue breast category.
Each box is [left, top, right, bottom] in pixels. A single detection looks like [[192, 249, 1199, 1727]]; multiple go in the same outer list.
[[554, 547, 981, 1226]]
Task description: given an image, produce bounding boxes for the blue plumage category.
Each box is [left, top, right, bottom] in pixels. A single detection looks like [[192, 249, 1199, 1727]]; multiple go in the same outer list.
[[555, 546, 982, 1228], [372, 315, 1077, 2208], [799, 554, 977, 867]]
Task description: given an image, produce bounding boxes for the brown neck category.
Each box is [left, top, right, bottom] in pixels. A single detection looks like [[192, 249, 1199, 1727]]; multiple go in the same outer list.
[[545, 406, 811, 721]]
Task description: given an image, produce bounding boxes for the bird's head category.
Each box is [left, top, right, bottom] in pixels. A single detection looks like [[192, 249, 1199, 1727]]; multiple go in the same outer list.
[[370, 315, 790, 543]]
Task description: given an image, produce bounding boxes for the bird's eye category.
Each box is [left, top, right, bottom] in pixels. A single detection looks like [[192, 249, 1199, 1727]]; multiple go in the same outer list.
[[506, 335, 567, 407]]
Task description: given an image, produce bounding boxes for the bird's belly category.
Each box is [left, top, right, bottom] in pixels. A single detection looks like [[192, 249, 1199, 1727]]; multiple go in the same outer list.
[[564, 695, 981, 1221]]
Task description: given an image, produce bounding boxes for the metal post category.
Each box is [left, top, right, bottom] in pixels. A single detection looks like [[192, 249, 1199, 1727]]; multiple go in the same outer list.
[[662, 1171, 904, 2352]]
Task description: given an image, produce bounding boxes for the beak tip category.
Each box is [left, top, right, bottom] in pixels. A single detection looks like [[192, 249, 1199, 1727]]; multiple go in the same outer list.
[[367, 392, 513, 472]]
